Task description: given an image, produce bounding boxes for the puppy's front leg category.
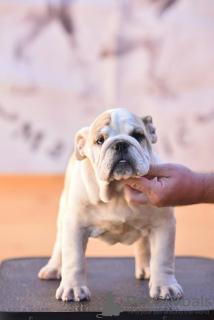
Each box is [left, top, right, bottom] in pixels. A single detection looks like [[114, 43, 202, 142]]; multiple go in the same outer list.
[[149, 215, 183, 299], [134, 235, 151, 280], [56, 214, 91, 302]]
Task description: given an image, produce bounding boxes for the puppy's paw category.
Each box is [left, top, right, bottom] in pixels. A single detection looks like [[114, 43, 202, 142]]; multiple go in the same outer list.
[[56, 283, 91, 301], [38, 264, 61, 280], [135, 266, 150, 280], [149, 279, 183, 300]]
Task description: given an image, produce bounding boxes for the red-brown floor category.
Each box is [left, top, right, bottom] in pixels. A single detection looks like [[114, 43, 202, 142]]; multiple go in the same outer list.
[[0, 176, 213, 262]]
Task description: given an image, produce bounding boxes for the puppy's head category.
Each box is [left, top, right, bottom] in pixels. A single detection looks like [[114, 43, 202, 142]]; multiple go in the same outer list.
[[75, 108, 157, 182]]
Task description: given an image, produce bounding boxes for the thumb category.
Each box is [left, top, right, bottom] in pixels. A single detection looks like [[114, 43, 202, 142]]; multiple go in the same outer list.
[[147, 163, 173, 178]]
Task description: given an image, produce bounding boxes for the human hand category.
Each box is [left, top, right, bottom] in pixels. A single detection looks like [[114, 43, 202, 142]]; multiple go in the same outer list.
[[124, 163, 207, 207]]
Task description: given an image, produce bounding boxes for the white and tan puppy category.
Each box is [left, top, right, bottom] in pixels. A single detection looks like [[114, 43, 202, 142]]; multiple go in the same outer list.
[[38, 108, 183, 301]]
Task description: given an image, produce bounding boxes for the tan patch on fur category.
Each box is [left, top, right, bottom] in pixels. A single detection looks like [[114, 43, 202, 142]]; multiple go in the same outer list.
[[90, 112, 111, 144]]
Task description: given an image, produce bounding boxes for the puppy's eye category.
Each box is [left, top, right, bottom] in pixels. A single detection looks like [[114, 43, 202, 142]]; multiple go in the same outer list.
[[131, 132, 145, 142], [96, 137, 104, 145]]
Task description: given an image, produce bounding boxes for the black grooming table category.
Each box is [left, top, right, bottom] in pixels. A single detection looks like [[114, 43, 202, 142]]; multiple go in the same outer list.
[[0, 257, 213, 319]]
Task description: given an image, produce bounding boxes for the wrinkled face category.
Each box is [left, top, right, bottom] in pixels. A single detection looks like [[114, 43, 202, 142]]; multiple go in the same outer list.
[[75, 108, 157, 182]]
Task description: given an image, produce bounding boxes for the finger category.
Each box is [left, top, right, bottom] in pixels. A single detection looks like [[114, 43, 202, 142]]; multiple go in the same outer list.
[[143, 175, 156, 180], [125, 177, 155, 194], [124, 185, 150, 205]]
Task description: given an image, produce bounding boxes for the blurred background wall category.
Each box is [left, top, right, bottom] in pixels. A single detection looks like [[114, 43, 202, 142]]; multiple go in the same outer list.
[[0, 0, 213, 260]]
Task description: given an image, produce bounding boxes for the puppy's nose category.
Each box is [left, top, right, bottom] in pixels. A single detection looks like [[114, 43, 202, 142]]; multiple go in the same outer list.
[[112, 141, 129, 151]]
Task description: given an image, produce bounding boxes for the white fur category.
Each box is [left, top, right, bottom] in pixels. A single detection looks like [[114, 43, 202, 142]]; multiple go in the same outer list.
[[38, 108, 183, 301]]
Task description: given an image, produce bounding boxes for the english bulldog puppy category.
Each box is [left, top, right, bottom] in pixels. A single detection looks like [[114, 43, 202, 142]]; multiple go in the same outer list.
[[38, 108, 183, 301]]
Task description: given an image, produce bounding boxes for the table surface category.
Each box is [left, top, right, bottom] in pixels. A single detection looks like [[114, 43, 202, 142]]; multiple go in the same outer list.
[[0, 257, 213, 313]]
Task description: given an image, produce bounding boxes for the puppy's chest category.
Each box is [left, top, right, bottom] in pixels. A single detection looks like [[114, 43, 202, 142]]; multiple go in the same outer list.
[[92, 222, 149, 245], [89, 203, 151, 245]]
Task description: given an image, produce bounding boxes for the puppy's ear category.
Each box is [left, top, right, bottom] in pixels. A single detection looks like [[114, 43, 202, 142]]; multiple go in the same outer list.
[[75, 127, 89, 161], [142, 116, 157, 144]]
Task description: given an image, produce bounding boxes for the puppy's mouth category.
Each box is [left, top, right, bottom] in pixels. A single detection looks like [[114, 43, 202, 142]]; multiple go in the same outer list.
[[110, 158, 134, 181], [119, 159, 127, 163], [113, 158, 131, 168]]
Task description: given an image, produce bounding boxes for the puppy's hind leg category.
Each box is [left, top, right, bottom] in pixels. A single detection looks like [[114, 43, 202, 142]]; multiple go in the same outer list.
[[38, 189, 66, 280], [134, 235, 151, 280]]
